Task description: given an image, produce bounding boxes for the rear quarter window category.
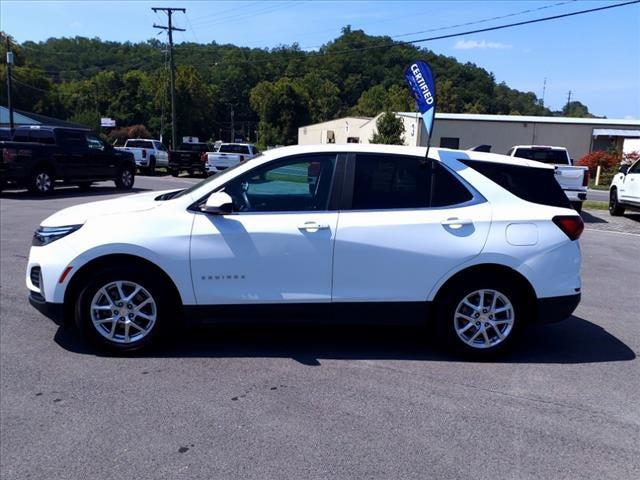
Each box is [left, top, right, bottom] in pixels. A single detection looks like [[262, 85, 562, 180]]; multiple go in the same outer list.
[[461, 159, 571, 208]]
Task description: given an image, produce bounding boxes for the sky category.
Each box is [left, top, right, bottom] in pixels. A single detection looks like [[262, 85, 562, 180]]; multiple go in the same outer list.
[[2, 0, 639, 119]]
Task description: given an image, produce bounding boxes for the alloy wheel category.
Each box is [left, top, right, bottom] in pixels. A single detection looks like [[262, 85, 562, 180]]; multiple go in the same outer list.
[[121, 169, 133, 187], [453, 289, 515, 349], [90, 280, 157, 344], [35, 172, 52, 193]]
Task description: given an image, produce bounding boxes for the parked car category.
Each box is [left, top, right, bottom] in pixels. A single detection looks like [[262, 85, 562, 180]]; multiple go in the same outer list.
[[116, 139, 169, 174], [507, 145, 589, 212], [609, 159, 640, 215], [26, 144, 583, 357], [168, 142, 212, 177], [1, 126, 136, 194], [203, 143, 259, 175]]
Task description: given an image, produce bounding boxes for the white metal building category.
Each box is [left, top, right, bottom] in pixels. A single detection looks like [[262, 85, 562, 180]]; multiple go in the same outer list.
[[298, 112, 640, 160]]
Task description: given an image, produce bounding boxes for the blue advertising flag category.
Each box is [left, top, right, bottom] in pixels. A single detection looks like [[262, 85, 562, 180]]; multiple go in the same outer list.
[[404, 60, 437, 144]]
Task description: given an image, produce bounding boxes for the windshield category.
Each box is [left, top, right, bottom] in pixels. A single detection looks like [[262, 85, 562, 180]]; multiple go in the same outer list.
[[170, 153, 264, 199], [514, 148, 569, 164]]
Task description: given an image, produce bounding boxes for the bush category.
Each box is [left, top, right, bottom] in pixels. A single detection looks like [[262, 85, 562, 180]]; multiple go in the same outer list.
[[107, 125, 152, 146], [622, 150, 640, 166], [578, 150, 619, 176]]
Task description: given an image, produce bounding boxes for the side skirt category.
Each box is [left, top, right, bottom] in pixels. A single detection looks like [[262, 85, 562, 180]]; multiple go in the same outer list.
[[182, 302, 433, 326]]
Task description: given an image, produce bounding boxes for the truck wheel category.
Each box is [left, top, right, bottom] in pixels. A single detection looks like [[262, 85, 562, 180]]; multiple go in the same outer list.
[[571, 201, 583, 213], [115, 165, 135, 190], [77, 182, 92, 191], [169, 168, 180, 177], [609, 188, 625, 216], [29, 168, 55, 195], [147, 157, 156, 176]]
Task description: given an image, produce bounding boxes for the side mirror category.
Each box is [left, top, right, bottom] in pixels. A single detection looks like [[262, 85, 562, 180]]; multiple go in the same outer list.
[[619, 165, 629, 175], [202, 191, 233, 215]]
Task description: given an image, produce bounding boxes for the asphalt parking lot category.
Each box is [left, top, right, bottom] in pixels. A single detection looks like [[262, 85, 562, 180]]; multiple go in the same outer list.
[[1, 175, 639, 480]]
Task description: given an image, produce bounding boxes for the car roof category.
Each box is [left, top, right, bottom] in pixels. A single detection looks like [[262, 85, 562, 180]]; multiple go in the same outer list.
[[511, 145, 568, 150], [263, 144, 554, 169]]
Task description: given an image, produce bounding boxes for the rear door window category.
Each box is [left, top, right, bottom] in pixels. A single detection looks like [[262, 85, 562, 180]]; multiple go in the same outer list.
[[351, 154, 473, 210], [460, 159, 570, 208], [57, 130, 87, 148]]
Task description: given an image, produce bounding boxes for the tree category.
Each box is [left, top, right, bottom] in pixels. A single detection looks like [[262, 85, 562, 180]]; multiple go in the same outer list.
[[561, 101, 595, 118], [370, 112, 405, 145], [250, 77, 310, 146]]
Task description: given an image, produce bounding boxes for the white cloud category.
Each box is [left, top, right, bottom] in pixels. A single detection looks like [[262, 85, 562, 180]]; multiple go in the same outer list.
[[454, 39, 512, 50]]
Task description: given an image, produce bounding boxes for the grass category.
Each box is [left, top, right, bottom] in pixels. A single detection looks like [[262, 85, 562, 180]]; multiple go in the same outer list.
[[583, 200, 609, 211], [588, 180, 610, 191]]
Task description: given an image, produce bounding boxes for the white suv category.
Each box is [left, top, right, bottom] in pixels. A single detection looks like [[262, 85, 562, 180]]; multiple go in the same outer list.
[[609, 159, 640, 215], [26, 145, 583, 357]]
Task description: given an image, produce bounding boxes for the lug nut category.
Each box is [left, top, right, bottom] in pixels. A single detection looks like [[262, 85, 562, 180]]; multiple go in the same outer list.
[[482, 309, 488, 313], [127, 304, 132, 309], [489, 315, 493, 319], [118, 303, 123, 307], [119, 316, 125, 321], [128, 313, 134, 319], [474, 313, 480, 318], [475, 321, 480, 326]]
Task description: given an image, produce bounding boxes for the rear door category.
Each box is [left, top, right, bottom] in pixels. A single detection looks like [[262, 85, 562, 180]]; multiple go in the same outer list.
[[332, 153, 491, 303], [84, 133, 113, 178], [54, 129, 88, 178]]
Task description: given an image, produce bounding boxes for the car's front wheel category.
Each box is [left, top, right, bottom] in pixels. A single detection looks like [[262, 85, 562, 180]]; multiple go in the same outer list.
[[75, 268, 172, 352], [438, 278, 523, 358], [609, 188, 625, 216]]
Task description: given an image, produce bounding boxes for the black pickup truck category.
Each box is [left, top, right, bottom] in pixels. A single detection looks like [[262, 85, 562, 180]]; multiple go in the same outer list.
[[0, 126, 136, 194], [168, 142, 212, 177]]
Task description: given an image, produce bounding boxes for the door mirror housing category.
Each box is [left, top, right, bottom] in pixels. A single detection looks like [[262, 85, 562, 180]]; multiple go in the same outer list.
[[202, 191, 233, 214], [619, 165, 629, 175]]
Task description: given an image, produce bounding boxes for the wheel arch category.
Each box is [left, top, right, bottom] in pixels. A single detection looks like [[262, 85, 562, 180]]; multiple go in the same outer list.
[[31, 160, 57, 177], [431, 263, 538, 322], [63, 253, 183, 323]]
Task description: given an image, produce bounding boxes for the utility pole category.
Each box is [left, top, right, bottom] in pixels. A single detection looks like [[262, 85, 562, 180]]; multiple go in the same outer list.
[[153, 7, 185, 149], [5, 37, 15, 130], [540, 77, 547, 108], [566, 90, 572, 110], [230, 107, 235, 142]]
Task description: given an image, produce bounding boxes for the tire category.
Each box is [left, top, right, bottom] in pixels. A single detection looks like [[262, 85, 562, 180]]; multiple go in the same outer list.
[[147, 157, 156, 176], [115, 165, 135, 190], [609, 188, 625, 216], [169, 168, 180, 177], [77, 182, 92, 191], [437, 275, 526, 359], [29, 167, 55, 195], [571, 201, 583, 213], [74, 266, 175, 352]]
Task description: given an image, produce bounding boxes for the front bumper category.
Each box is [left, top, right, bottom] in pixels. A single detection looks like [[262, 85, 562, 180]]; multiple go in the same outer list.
[[535, 293, 581, 324], [29, 292, 65, 325]]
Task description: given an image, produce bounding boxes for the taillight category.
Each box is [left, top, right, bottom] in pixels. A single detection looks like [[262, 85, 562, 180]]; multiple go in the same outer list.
[[142, 149, 147, 158], [200, 152, 208, 163], [582, 169, 590, 187], [2, 149, 17, 163], [552, 215, 584, 241]]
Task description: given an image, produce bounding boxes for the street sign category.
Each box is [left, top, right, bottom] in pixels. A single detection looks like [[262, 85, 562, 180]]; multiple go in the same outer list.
[[100, 117, 116, 127]]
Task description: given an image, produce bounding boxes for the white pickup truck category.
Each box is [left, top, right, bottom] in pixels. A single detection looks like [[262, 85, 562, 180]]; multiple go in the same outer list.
[[116, 139, 169, 174], [507, 145, 589, 212], [203, 143, 259, 176]]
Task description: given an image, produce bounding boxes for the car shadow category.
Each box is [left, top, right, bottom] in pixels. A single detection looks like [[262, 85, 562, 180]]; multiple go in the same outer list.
[[624, 213, 640, 223], [580, 210, 608, 224], [0, 185, 150, 200], [53, 315, 635, 365]]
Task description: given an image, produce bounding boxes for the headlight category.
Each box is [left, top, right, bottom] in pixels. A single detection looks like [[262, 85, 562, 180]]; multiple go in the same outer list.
[[32, 224, 83, 246]]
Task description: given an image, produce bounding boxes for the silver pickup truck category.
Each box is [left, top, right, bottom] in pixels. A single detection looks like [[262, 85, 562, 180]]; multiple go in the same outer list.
[[203, 143, 259, 175], [508, 145, 589, 212]]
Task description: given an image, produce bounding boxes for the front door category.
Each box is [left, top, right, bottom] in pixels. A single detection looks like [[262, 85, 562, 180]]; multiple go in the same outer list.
[[332, 153, 491, 303], [190, 153, 340, 305], [620, 160, 640, 204]]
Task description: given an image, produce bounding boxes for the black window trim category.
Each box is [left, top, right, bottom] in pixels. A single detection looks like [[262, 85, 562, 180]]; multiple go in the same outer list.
[[189, 152, 347, 215], [341, 152, 485, 212]]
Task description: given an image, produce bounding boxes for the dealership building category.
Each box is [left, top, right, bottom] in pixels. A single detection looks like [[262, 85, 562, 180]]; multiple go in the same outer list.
[[298, 112, 640, 160]]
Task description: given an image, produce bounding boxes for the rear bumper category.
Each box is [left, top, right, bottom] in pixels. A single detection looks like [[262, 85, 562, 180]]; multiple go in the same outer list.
[[564, 190, 587, 202], [29, 293, 65, 325], [535, 293, 580, 324]]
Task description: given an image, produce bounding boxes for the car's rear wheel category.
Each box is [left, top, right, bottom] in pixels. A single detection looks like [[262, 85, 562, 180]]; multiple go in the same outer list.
[[29, 167, 55, 195], [77, 181, 92, 191], [75, 267, 172, 352], [609, 188, 625, 216], [169, 168, 180, 177], [438, 277, 524, 358], [146, 157, 156, 176], [115, 165, 135, 190], [571, 201, 583, 213]]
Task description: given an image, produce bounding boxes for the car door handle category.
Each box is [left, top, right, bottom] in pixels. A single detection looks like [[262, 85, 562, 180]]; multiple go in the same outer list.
[[298, 221, 330, 231], [441, 217, 473, 229]]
